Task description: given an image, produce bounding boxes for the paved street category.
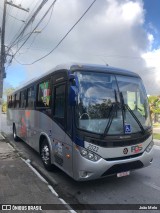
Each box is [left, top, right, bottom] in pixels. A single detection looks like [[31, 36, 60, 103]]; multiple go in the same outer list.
[[0, 113, 160, 212]]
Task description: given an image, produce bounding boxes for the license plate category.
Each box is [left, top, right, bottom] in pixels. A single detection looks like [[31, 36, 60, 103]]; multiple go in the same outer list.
[[117, 171, 130, 177]]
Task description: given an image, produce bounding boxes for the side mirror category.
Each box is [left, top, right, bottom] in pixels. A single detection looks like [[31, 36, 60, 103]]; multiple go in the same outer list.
[[69, 86, 77, 106]]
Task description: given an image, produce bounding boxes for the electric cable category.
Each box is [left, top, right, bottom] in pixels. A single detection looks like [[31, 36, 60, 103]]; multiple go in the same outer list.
[[15, 1, 55, 55], [8, 0, 48, 51], [11, 0, 57, 60], [14, 0, 97, 65]]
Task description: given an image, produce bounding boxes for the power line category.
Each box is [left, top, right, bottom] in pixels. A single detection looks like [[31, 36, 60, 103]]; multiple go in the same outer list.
[[8, 0, 49, 51], [14, 0, 97, 65], [11, 0, 57, 60], [0, 5, 25, 22], [14, 1, 55, 55], [8, 0, 39, 48], [6, 0, 56, 66]]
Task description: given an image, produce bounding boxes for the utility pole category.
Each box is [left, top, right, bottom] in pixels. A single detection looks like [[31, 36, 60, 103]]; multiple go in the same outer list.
[[0, 0, 29, 103], [0, 0, 7, 102], [9, 0, 48, 49]]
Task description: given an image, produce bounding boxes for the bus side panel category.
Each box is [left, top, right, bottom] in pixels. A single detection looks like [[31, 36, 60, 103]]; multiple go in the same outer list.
[[9, 109, 74, 178]]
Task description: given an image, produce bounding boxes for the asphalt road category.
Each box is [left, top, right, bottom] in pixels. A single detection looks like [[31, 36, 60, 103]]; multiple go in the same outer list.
[[0, 114, 160, 213]]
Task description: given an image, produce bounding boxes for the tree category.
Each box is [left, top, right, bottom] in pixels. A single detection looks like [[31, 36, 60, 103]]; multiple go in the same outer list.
[[1, 87, 15, 113], [3, 87, 15, 97], [148, 95, 160, 123]]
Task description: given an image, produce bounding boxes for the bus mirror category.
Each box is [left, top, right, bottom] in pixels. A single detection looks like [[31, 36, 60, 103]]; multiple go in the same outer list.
[[69, 86, 77, 106]]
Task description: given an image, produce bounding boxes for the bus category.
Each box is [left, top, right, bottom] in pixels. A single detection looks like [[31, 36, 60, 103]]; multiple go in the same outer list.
[[7, 63, 154, 181]]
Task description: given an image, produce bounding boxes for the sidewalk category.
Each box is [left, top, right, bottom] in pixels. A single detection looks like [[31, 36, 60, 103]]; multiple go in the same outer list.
[[0, 134, 70, 212]]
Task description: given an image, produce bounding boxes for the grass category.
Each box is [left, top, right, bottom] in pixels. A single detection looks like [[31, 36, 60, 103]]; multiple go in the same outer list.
[[153, 122, 160, 127], [153, 133, 160, 140]]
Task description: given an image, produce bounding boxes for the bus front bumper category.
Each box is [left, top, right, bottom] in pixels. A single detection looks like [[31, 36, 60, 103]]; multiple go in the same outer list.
[[73, 146, 154, 181]]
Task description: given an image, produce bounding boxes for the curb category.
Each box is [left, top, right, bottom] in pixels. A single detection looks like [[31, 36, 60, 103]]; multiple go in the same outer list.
[[2, 132, 58, 187], [31, 161, 58, 187], [0, 133, 81, 212]]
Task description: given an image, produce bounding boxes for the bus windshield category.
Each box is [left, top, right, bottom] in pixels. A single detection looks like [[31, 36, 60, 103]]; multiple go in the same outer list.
[[75, 71, 151, 135]]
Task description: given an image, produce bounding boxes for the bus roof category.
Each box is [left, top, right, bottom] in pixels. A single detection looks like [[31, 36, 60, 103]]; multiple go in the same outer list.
[[12, 63, 140, 94]]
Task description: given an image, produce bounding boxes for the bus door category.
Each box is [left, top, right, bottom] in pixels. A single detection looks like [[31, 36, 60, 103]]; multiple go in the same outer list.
[[52, 80, 73, 176]]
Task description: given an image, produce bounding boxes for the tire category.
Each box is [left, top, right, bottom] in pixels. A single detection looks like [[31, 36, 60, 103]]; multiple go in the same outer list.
[[13, 124, 19, 142], [40, 139, 53, 171]]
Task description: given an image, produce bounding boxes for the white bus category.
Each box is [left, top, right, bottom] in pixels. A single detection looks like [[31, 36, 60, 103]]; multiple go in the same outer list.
[[7, 63, 154, 181]]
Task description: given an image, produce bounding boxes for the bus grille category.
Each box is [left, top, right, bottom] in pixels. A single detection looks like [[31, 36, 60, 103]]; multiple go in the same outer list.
[[87, 132, 151, 147], [105, 152, 143, 161], [101, 161, 144, 177]]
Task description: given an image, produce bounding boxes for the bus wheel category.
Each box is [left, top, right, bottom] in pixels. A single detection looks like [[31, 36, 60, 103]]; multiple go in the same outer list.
[[40, 139, 52, 171], [13, 124, 19, 142]]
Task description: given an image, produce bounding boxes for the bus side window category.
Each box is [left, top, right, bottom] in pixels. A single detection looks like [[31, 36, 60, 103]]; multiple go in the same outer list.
[[11, 96, 13, 108], [27, 86, 35, 109], [8, 96, 11, 108], [14, 94, 17, 108], [37, 80, 51, 108], [16, 93, 20, 108], [20, 90, 27, 108], [54, 84, 66, 127]]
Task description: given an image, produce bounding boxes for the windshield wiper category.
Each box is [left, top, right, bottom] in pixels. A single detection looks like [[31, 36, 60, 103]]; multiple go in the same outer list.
[[120, 92, 145, 134], [102, 103, 117, 137], [102, 90, 119, 137], [125, 104, 145, 134]]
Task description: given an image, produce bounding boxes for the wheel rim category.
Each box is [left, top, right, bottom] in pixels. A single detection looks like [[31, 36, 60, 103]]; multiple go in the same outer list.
[[41, 145, 50, 165]]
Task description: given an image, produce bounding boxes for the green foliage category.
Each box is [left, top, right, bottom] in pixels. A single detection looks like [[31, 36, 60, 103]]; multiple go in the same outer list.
[[148, 95, 160, 117], [153, 122, 160, 127], [1, 87, 15, 112], [2, 102, 7, 113], [3, 87, 15, 96], [148, 95, 160, 124]]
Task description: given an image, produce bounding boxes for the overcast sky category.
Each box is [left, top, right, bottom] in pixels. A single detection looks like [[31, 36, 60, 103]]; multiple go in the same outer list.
[[0, 0, 160, 95]]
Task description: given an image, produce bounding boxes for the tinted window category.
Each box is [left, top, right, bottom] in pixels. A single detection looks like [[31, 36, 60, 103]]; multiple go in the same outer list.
[[27, 86, 35, 108], [37, 80, 51, 108], [11, 95, 14, 108], [20, 90, 27, 108], [54, 84, 66, 126], [8, 96, 12, 108], [15, 93, 20, 108]]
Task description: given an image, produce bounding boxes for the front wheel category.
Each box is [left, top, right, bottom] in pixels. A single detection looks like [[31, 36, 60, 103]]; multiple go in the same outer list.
[[40, 139, 52, 171]]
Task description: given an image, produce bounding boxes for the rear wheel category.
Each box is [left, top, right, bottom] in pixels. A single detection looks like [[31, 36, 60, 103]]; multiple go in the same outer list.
[[13, 124, 19, 141], [40, 139, 52, 171]]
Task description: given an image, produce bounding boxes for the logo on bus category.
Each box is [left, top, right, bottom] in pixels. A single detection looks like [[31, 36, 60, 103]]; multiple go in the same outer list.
[[123, 148, 128, 154], [131, 144, 142, 153]]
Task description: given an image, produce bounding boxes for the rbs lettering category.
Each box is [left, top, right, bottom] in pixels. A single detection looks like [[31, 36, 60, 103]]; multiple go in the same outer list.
[[131, 144, 142, 153]]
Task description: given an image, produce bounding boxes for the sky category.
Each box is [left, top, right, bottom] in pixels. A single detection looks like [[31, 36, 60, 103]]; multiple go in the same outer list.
[[0, 0, 160, 95]]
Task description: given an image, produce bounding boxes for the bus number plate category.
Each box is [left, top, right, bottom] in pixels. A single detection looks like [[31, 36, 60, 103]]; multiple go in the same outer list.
[[117, 171, 130, 177], [86, 143, 99, 153]]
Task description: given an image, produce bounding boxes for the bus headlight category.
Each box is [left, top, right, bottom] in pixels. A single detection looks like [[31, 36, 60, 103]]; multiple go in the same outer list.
[[79, 147, 101, 162], [81, 149, 88, 156], [145, 141, 154, 153]]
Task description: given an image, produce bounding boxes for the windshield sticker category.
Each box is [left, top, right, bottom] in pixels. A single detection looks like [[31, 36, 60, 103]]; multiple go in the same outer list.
[[125, 124, 131, 134]]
